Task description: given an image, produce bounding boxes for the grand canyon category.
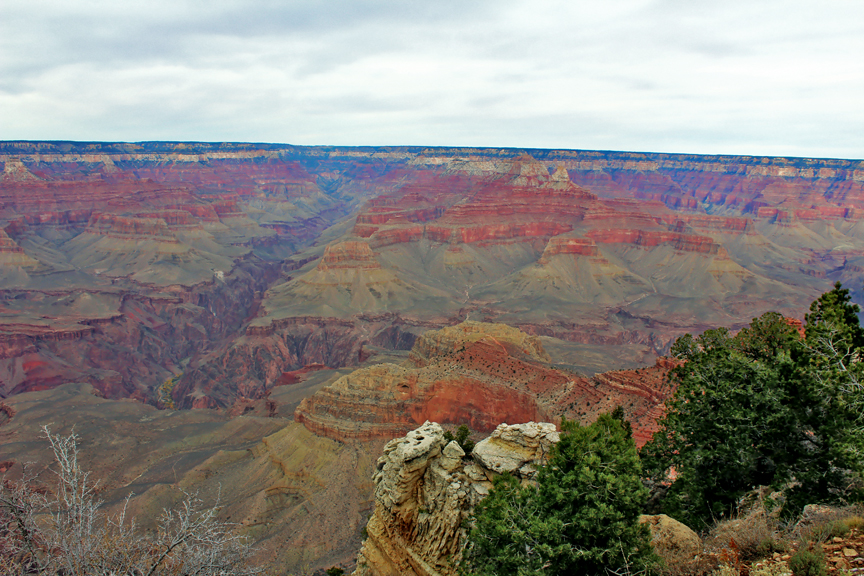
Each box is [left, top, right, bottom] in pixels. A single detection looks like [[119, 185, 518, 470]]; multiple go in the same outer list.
[[1, 141, 863, 572]]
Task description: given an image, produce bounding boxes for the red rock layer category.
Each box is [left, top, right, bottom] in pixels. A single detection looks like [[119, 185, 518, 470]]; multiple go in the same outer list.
[[347, 158, 603, 250], [585, 229, 724, 255], [133, 210, 201, 228], [318, 241, 381, 270], [85, 213, 179, 242], [168, 204, 221, 222], [294, 322, 674, 446], [662, 215, 755, 235], [211, 200, 244, 218], [355, 205, 445, 227], [426, 221, 572, 244]]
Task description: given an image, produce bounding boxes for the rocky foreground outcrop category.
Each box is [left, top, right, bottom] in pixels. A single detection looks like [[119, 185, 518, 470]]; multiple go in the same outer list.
[[354, 421, 559, 576], [353, 421, 702, 576]]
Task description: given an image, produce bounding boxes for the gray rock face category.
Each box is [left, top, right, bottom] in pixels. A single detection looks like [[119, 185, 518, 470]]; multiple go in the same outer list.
[[353, 421, 557, 576], [374, 422, 446, 509]]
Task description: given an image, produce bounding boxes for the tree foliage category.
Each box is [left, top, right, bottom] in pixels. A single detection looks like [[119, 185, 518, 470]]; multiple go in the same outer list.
[[805, 283, 864, 461], [444, 424, 476, 454], [462, 414, 657, 576], [0, 427, 260, 576], [641, 283, 864, 526]]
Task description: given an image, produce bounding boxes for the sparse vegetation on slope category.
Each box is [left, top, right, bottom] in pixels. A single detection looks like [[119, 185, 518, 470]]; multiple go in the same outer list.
[[443, 424, 475, 454]]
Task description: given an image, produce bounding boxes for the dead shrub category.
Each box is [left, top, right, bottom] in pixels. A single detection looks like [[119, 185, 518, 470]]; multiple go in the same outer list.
[[0, 426, 261, 575], [789, 504, 864, 545], [705, 497, 788, 565], [660, 553, 721, 576]]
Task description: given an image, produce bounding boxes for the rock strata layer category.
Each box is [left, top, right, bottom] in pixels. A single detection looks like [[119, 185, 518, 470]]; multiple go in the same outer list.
[[2, 141, 862, 407], [295, 321, 674, 445]]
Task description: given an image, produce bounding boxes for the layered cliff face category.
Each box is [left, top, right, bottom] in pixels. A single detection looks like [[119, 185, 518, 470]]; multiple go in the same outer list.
[[294, 322, 559, 441], [294, 321, 674, 446], [354, 421, 559, 576], [0, 144, 395, 402], [1, 141, 863, 407], [3, 141, 863, 574], [242, 150, 852, 402], [0, 256, 282, 400]]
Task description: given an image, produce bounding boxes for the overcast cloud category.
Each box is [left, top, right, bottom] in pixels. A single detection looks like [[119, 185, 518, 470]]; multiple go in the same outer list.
[[1, 0, 862, 158]]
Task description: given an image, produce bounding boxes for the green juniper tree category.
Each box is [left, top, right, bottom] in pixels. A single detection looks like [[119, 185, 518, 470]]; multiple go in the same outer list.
[[444, 424, 476, 454], [805, 283, 864, 457], [641, 284, 864, 526], [462, 414, 657, 576]]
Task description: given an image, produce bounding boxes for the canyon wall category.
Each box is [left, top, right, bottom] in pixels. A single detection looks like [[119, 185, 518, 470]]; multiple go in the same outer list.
[[5, 140, 864, 574], [1, 141, 862, 407]]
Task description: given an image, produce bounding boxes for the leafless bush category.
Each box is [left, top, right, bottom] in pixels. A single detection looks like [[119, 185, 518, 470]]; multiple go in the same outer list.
[[0, 462, 47, 573], [0, 426, 261, 575]]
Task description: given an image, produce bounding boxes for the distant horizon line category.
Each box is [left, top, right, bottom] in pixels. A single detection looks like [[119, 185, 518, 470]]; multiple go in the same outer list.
[[1, 140, 862, 164]]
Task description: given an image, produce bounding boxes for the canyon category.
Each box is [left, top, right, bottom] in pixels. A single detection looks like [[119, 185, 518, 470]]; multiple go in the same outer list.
[[2, 141, 864, 572], [1, 142, 862, 407]]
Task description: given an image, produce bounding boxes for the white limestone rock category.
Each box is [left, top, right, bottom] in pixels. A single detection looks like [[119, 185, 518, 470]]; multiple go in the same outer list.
[[471, 422, 558, 478]]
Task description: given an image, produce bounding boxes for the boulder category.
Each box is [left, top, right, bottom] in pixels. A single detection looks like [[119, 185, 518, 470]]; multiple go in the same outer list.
[[640, 514, 702, 561], [471, 422, 559, 477]]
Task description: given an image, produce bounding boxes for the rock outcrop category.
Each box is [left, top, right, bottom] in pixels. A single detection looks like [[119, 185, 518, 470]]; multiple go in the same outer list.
[[354, 421, 559, 576], [354, 423, 707, 576]]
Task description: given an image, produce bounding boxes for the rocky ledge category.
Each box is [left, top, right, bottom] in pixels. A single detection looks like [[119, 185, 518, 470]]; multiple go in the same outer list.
[[352, 421, 701, 576], [353, 420, 559, 576]]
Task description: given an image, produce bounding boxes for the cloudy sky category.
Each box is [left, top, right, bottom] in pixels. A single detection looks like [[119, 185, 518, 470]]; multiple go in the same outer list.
[[1, 0, 862, 158]]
